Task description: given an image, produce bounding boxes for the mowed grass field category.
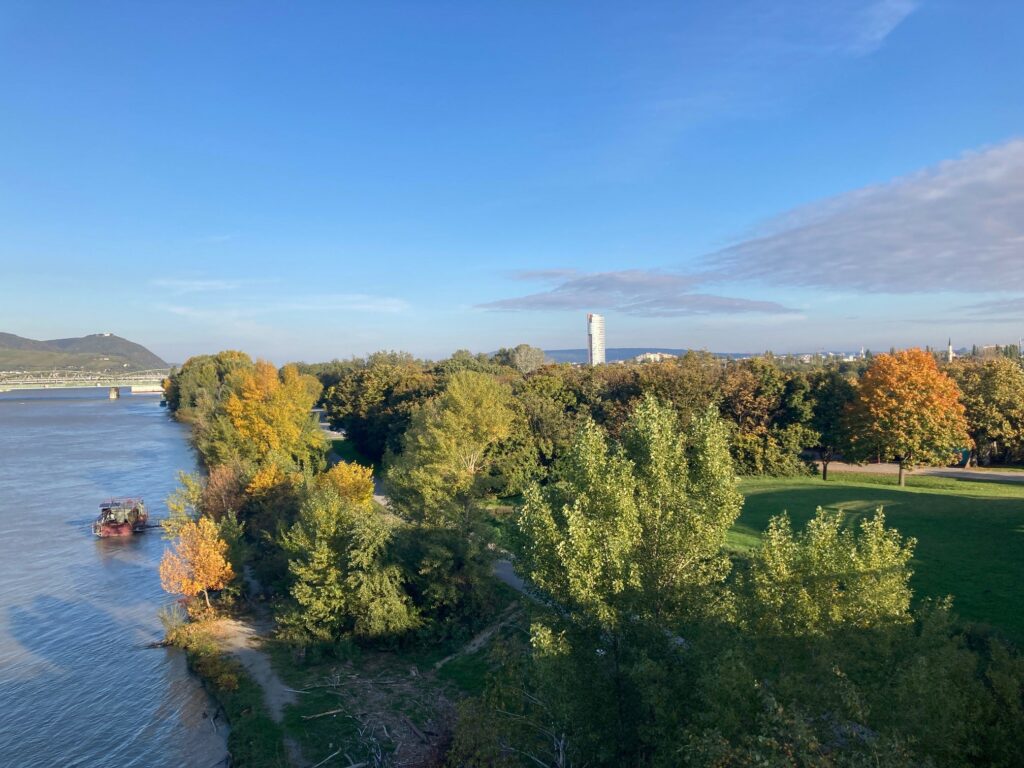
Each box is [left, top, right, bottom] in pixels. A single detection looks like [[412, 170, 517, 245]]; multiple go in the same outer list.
[[731, 472, 1024, 640]]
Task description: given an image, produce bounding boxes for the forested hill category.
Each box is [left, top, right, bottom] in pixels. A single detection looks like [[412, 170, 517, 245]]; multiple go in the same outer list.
[[0, 332, 168, 371]]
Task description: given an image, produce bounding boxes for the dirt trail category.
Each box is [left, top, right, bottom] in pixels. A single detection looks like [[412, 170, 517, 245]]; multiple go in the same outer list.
[[209, 566, 309, 767], [820, 461, 1024, 484], [212, 617, 294, 721]]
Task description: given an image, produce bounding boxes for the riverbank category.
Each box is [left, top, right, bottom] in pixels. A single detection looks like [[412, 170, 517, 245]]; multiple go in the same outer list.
[[172, 619, 290, 767]]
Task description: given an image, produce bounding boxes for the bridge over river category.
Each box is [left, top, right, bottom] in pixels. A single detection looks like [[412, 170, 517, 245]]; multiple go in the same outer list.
[[0, 369, 169, 397]]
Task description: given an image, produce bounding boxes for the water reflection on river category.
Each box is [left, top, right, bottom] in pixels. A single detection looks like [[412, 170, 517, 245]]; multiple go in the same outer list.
[[0, 391, 227, 767]]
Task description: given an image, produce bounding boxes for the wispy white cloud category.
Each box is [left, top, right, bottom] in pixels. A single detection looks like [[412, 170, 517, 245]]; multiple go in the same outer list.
[[160, 292, 409, 322], [710, 138, 1024, 293], [850, 0, 920, 55], [480, 269, 795, 316], [961, 296, 1024, 318]]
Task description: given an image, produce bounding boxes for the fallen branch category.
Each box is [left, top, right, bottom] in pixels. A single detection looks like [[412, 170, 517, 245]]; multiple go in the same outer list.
[[403, 715, 427, 743], [308, 747, 344, 768], [302, 707, 346, 720]]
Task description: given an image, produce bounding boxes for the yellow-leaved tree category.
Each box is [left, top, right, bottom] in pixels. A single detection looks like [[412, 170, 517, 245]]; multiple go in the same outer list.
[[160, 516, 235, 610], [223, 361, 326, 489], [319, 460, 375, 506]]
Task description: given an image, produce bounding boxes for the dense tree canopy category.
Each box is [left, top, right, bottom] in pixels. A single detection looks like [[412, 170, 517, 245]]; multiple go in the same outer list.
[[161, 345, 1024, 767], [949, 357, 1024, 465]]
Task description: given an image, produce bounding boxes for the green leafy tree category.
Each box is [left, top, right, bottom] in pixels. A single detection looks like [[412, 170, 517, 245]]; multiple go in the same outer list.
[[281, 485, 418, 641], [385, 370, 514, 529], [949, 357, 1024, 464], [513, 398, 743, 759], [808, 367, 856, 480], [519, 397, 742, 629], [747, 508, 915, 636], [719, 357, 814, 476], [323, 352, 436, 462]]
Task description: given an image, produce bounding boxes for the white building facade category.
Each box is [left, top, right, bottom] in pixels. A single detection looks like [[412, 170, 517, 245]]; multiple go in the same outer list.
[[587, 313, 606, 366]]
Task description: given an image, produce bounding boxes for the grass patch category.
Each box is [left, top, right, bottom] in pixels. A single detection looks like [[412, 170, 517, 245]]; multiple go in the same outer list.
[[732, 475, 1024, 639], [972, 464, 1024, 473], [330, 437, 374, 468], [265, 578, 523, 764], [171, 623, 288, 768], [437, 647, 494, 696]]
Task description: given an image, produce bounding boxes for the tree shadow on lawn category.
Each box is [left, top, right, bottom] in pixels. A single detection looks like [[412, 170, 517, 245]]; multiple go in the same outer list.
[[733, 481, 1024, 641]]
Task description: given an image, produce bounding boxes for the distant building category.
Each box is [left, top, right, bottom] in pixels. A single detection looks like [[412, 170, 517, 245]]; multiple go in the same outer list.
[[634, 351, 677, 363], [587, 313, 606, 366], [947, 338, 955, 363]]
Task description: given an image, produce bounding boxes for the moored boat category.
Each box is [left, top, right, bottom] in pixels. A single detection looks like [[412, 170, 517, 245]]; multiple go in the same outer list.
[[93, 498, 148, 537]]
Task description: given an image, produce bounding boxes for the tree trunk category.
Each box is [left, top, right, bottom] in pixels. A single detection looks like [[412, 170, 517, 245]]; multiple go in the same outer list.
[[822, 460, 829, 481], [898, 462, 906, 487], [203, 589, 211, 609]]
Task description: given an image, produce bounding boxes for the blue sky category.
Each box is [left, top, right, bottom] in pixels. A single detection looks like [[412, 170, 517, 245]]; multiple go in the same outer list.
[[2, 1, 1024, 363]]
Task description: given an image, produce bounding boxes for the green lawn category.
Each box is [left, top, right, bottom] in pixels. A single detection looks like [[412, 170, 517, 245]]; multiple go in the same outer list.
[[330, 437, 374, 468], [732, 473, 1024, 639]]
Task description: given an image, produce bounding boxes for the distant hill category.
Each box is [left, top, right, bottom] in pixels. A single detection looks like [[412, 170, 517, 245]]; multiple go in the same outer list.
[[545, 347, 691, 364], [0, 333, 167, 371]]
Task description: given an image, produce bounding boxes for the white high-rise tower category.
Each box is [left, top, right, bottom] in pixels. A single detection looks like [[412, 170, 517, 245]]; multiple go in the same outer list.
[[587, 313, 606, 366]]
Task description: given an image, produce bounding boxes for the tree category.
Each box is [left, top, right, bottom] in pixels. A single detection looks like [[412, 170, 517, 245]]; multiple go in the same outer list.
[[224, 361, 327, 482], [281, 485, 418, 641], [494, 343, 548, 374], [385, 370, 514, 529], [319, 460, 375, 506], [513, 399, 744, 759], [622, 397, 743, 622], [518, 398, 743, 628], [323, 352, 436, 461], [718, 358, 813, 476], [163, 350, 253, 415], [949, 358, 1024, 465], [808, 367, 856, 480], [845, 348, 971, 485], [747, 508, 916, 636], [160, 516, 235, 610]]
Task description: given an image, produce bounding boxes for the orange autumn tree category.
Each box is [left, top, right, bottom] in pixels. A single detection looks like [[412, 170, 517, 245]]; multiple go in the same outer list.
[[160, 516, 235, 610], [845, 348, 971, 485]]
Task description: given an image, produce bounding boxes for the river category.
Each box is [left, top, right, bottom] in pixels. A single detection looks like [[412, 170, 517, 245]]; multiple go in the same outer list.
[[0, 391, 228, 767]]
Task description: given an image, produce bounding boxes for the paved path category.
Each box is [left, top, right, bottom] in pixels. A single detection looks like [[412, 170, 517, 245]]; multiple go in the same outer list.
[[821, 461, 1024, 484]]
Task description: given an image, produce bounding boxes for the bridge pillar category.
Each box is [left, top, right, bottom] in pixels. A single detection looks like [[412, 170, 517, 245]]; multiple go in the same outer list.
[[109, 386, 121, 400]]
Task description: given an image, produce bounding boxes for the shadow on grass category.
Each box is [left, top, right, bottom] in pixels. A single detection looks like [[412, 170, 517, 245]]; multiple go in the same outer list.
[[732, 477, 1024, 641]]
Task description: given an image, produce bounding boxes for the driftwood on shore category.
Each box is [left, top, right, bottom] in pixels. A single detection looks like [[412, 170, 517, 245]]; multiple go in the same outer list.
[[301, 707, 347, 720]]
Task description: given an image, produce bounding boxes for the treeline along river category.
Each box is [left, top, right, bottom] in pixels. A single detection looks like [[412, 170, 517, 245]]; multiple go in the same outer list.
[[0, 391, 226, 767]]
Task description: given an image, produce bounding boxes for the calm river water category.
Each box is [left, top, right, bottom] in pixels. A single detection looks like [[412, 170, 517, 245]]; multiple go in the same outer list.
[[0, 391, 227, 767]]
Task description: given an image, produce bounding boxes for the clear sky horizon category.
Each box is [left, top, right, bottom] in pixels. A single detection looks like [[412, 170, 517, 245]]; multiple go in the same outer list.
[[3, 2, 1024, 363]]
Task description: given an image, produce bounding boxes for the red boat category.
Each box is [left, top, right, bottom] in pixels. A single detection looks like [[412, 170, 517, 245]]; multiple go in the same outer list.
[[93, 498, 148, 537]]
